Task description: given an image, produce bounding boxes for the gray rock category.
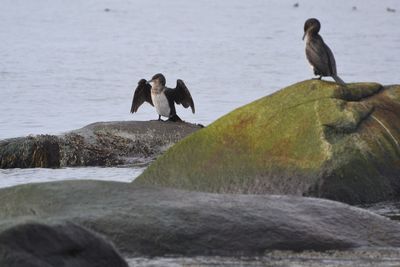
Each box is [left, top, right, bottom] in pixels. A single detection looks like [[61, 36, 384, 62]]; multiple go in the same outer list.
[[0, 180, 400, 257], [0, 221, 128, 267], [0, 121, 201, 169], [127, 248, 400, 266]]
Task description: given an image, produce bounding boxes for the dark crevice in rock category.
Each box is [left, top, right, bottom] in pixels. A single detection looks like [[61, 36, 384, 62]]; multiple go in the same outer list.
[[262, 85, 384, 128], [285, 82, 383, 113], [334, 84, 384, 102], [322, 106, 375, 143]]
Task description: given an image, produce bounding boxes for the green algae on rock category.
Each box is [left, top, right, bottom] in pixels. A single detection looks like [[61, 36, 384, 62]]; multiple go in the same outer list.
[[135, 80, 400, 204]]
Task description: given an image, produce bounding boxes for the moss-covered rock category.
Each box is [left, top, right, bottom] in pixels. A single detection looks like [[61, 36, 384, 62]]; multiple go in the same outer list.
[[135, 80, 400, 204]]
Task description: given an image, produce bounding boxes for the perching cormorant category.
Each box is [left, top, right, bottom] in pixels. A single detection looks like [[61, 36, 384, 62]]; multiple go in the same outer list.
[[130, 73, 195, 122], [302, 18, 345, 85]]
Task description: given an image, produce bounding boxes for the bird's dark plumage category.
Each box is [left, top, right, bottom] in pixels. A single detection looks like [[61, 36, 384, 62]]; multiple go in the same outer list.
[[303, 18, 345, 85], [130, 74, 195, 121], [165, 80, 195, 113], [130, 79, 153, 113]]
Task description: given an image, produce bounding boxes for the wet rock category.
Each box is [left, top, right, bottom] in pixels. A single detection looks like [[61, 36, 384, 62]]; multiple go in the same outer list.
[[0, 222, 128, 267], [1, 180, 400, 257], [126, 248, 400, 267], [0, 121, 201, 169], [135, 81, 400, 204], [0, 135, 60, 168]]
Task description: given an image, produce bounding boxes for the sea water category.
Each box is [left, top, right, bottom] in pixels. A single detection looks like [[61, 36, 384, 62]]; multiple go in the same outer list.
[[1, 0, 399, 188]]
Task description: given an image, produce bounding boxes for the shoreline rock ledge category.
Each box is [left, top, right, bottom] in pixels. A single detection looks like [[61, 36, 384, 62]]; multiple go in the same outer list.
[[0, 121, 201, 169], [1, 180, 400, 257], [135, 80, 400, 204]]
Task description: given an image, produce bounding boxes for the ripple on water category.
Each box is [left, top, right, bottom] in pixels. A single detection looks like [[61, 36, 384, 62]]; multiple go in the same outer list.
[[360, 201, 400, 221], [0, 167, 145, 188]]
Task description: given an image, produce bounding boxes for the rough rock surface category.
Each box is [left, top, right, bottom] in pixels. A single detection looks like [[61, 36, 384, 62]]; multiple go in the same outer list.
[[0, 121, 201, 168], [127, 248, 400, 266], [1, 180, 400, 257], [0, 222, 128, 267], [135, 80, 400, 204]]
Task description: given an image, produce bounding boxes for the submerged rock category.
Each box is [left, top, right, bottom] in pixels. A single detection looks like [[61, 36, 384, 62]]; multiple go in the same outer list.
[[135, 80, 400, 204], [0, 222, 128, 267], [1, 180, 400, 256], [0, 121, 201, 168]]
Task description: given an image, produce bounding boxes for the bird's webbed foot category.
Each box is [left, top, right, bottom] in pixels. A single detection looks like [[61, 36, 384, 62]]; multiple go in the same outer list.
[[168, 114, 183, 122]]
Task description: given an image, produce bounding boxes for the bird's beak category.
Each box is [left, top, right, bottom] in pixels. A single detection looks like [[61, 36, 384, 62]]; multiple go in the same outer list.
[[302, 32, 306, 41], [146, 79, 152, 85]]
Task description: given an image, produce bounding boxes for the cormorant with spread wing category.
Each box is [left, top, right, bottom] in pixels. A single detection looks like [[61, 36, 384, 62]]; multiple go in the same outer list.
[[130, 73, 195, 122], [303, 18, 345, 85]]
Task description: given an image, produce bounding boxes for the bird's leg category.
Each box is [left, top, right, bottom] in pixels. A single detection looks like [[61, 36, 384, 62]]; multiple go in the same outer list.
[[311, 76, 323, 80], [158, 115, 161, 121], [311, 68, 323, 80], [168, 114, 182, 122]]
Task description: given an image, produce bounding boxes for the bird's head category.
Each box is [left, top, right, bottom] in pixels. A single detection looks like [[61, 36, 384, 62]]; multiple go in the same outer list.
[[303, 18, 321, 40], [147, 73, 166, 88]]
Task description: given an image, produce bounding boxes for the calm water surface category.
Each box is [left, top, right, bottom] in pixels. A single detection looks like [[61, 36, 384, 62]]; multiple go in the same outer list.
[[1, 0, 399, 187], [0, 166, 145, 188]]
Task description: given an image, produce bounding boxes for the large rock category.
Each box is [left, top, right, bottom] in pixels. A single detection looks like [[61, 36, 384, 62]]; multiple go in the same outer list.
[[1, 180, 400, 257], [0, 222, 128, 267], [0, 121, 201, 168], [135, 80, 400, 204]]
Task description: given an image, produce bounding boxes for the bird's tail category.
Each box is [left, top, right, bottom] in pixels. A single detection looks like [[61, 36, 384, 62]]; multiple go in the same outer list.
[[332, 75, 346, 86]]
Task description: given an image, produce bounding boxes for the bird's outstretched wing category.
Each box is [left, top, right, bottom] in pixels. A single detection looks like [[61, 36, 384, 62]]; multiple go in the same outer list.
[[166, 79, 195, 113], [306, 35, 337, 76], [130, 79, 153, 113]]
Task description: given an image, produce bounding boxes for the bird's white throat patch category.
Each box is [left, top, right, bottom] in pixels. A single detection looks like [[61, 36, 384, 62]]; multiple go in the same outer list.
[[151, 91, 170, 117]]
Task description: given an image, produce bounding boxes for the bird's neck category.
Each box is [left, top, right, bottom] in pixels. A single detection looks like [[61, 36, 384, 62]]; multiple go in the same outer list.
[[305, 31, 320, 41], [151, 85, 165, 94]]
